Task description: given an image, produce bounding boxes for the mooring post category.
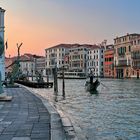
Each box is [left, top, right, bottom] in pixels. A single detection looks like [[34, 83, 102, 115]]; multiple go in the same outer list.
[[54, 61, 58, 93], [62, 65, 65, 98]]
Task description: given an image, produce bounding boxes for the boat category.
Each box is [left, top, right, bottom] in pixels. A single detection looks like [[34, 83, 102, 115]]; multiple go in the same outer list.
[[57, 72, 87, 79], [85, 79, 100, 92], [15, 80, 53, 88]]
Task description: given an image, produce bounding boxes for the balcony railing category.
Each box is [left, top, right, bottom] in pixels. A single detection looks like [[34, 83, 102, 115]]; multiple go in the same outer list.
[[132, 60, 140, 69], [115, 60, 131, 67]]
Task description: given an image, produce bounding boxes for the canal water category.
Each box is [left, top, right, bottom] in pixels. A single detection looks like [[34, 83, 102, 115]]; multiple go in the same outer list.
[[29, 78, 140, 140]]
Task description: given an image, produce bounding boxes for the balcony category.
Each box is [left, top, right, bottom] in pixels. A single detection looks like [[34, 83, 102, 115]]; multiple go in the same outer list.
[[132, 60, 140, 69], [116, 60, 131, 67], [131, 52, 140, 60]]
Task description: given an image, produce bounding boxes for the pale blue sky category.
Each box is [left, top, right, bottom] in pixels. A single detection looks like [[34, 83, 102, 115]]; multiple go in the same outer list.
[[0, 0, 140, 55]]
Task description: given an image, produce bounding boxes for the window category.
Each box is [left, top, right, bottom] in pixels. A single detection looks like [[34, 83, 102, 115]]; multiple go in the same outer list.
[[97, 61, 98, 66], [128, 46, 131, 52], [101, 62, 103, 66]]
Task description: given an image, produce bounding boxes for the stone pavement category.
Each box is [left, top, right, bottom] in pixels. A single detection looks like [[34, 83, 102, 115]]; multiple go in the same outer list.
[[0, 87, 51, 140]]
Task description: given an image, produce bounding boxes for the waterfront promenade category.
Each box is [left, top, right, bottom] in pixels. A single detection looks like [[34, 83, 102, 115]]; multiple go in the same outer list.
[[0, 87, 66, 140]]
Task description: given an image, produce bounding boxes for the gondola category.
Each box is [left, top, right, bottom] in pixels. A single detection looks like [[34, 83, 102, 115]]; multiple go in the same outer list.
[[85, 79, 100, 92]]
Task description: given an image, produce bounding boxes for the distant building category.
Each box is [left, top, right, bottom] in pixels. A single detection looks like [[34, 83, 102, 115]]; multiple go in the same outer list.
[[35, 56, 45, 76], [45, 44, 71, 76], [131, 36, 140, 78], [6, 53, 44, 78], [19, 54, 35, 76], [45, 43, 106, 77], [68, 44, 89, 73], [87, 45, 104, 77], [104, 45, 114, 78], [114, 33, 140, 78]]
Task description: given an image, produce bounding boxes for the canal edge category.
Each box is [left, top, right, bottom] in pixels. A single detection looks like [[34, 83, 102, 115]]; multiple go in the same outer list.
[[20, 85, 78, 140]]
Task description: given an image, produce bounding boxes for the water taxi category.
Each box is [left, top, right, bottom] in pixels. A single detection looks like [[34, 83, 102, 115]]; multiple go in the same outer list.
[[57, 72, 87, 79]]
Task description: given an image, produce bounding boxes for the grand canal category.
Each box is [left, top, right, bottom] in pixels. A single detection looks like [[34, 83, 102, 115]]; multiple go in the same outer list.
[[30, 78, 140, 140]]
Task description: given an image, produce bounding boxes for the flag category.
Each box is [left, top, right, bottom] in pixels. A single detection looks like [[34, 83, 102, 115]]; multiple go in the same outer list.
[[5, 40, 8, 50]]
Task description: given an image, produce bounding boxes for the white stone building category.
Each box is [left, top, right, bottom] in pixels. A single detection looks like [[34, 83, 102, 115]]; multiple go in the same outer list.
[[87, 45, 104, 77], [19, 54, 35, 76], [45, 44, 71, 76], [0, 7, 5, 81]]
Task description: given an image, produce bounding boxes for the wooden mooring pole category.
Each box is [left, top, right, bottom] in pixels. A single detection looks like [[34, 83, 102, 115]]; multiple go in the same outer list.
[[54, 62, 58, 93], [62, 65, 65, 98]]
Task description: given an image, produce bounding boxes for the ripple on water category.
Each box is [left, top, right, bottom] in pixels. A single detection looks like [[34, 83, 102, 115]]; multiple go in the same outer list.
[[30, 78, 140, 140]]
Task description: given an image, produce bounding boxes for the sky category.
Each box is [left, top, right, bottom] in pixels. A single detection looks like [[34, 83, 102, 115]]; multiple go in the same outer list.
[[0, 0, 140, 57]]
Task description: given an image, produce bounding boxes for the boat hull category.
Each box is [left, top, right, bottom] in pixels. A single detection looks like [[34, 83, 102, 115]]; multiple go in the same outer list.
[[57, 76, 86, 79], [85, 79, 100, 92]]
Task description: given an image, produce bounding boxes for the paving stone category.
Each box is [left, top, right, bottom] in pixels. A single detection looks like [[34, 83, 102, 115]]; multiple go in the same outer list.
[[31, 133, 50, 139], [0, 134, 13, 140], [0, 87, 51, 140]]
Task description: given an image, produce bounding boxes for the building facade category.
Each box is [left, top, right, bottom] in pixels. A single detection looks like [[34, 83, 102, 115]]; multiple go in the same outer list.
[[131, 36, 140, 78], [35, 56, 45, 76], [114, 33, 140, 78], [69, 44, 89, 73], [87, 45, 104, 77], [19, 54, 35, 76], [45, 44, 70, 76], [104, 45, 114, 78]]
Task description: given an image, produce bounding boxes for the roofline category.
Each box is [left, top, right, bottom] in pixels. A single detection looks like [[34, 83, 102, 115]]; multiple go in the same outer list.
[[114, 33, 140, 40], [45, 43, 102, 50]]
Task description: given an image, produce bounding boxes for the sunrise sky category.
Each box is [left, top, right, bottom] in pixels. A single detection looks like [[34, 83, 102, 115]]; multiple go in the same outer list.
[[0, 0, 140, 57]]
